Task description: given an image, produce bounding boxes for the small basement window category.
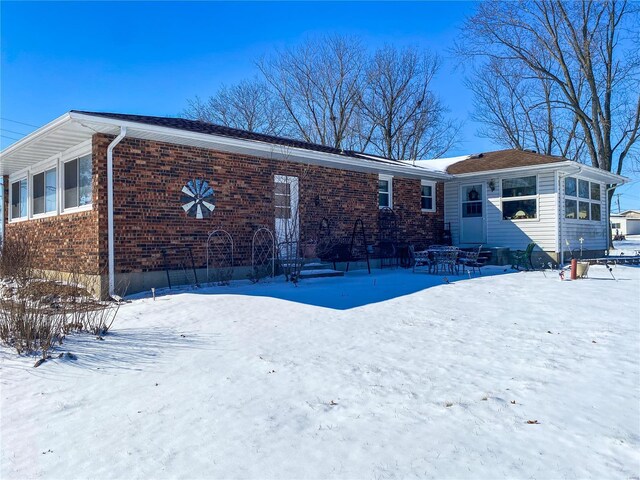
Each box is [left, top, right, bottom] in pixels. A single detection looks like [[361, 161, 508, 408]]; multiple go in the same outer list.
[[64, 154, 92, 209], [32, 167, 57, 215], [379, 175, 393, 208], [10, 178, 28, 220], [502, 176, 537, 220], [421, 180, 436, 212]]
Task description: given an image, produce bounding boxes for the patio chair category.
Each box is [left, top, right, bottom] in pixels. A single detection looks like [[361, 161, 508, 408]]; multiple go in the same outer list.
[[410, 245, 433, 273], [458, 245, 485, 274], [511, 242, 537, 271]]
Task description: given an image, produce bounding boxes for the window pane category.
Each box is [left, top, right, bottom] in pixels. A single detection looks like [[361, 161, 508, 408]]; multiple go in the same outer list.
[[274, 194, 290, 208], [463, 185, 482, 201], [591, 203, 601, 221], [578, 201, 589, 220], [78, 155, 92, 206], [578, 179, 589, 199], [379, 192, 390, 208], [275, 206, 290, 219], [565, 177, 577, 197], [421, 184, 433, 210], [19, 180, 27, 218], [502, 176, 536, 197], [11, 181, 21, 219], [503, 199, 537, 220], [378, 179, 389, 193], [45, 168, 57, 212], [33, 172, 45, 215], [590, 182, 600, 200], [274, 182, 290, 195], [462, 202, 482, 218], [565, 199, 577, 219], [64, 159, 78, 209]]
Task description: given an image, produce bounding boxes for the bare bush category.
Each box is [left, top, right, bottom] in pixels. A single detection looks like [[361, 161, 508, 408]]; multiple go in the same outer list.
[[0, 236, 38, 288], [0, 240, 121, 358]]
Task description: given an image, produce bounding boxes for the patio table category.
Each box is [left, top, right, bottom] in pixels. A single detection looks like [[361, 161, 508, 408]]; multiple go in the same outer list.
[[413, 246, 460, 274]]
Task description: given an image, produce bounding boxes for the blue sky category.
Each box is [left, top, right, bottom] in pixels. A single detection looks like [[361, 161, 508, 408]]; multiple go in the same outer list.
[[1, 1, 637, 208]]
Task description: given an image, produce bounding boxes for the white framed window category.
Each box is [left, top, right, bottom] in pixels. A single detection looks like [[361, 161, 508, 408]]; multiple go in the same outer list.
[[420, 180, 436, 212], [564, 177, 601, 221], [32, 166, 57, 216], [10, 178, 28, 221], [63, 154, 93, 211], [378, 174, 393, 208], [501, 175, 538, 220]]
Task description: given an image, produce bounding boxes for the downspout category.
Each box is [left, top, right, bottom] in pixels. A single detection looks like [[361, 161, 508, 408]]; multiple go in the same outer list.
[[107, 127, 127, 298], [605, 182, 625, 253]]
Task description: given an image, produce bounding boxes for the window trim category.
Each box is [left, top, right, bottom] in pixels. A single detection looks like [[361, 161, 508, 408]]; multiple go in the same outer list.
[[378, 174, 393, 209], [62, 150, 93, 214], [500, 174, 539, 222], [9, 176, 29, 222], [563, 176, 603, 223], [30, 159, 59, 219], [420, 180, 436, 213], [7, 141, 92, 222]]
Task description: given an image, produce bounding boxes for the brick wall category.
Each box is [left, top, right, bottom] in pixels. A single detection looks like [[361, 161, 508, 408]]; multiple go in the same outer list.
[[98, 134, 444, 272], [2, 144, 106, 275], [3, 134, 445, 275], [393, 178, 445, 250]]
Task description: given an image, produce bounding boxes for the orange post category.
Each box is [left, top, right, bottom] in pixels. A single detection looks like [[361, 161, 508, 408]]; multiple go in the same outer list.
[[570, 258, 577, 280]]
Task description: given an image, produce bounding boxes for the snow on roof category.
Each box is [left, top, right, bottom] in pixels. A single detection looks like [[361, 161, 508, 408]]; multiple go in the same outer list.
[[401, 155, 472, 173]]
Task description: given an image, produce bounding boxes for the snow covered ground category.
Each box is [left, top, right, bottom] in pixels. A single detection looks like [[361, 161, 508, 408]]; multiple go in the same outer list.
[[2, 251, 639, 478]]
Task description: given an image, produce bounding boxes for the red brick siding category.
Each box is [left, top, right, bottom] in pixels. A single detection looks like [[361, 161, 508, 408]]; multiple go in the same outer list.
[[3, 134, 445, 275], [393, 178, 445, 250], [97, 134, 383, 272], [2, 148, 106, 275]]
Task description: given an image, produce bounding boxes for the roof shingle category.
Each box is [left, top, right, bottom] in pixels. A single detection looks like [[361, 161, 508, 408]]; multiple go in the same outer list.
[[445, 149, 568, 174]]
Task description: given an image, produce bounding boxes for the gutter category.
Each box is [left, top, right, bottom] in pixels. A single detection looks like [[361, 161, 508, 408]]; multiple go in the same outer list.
[[107, 126, 127, 298], [68, 112, 452, 181]]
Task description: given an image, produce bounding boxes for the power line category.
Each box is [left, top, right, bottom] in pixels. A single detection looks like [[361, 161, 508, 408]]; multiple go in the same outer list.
[[0, 128, 29, 136], [0, 117, 39, 128], [0, 134, 21, 141]]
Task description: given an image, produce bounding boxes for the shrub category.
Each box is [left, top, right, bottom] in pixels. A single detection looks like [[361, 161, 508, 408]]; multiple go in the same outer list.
[[0, 238, 120, 358]]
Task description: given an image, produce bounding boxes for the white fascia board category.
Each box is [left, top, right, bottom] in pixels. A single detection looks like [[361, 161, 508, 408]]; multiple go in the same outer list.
[[68, 112, 452, 180], [0, 112, 72, 158], [450, 161, 628, 184]]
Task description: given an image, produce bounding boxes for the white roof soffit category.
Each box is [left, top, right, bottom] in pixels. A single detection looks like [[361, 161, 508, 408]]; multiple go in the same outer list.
[[0, 113, 97, 176]]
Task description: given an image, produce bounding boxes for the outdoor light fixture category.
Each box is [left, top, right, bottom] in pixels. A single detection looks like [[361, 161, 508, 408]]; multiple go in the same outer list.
[[489, 179, 496, 192]]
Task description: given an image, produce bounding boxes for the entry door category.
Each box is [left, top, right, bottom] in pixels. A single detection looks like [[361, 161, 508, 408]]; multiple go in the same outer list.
[[274, 175, 299, 258], [460, 183, 486, 244]]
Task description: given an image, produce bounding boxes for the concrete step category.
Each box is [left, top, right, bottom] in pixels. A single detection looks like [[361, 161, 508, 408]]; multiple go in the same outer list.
[[298, 268, 344, 279], [301, 262, 333, 271]]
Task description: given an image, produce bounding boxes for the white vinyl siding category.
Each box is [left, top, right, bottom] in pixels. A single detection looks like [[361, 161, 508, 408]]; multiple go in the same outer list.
[[445, 170, 558, 251], [560, 177, 607, 252]]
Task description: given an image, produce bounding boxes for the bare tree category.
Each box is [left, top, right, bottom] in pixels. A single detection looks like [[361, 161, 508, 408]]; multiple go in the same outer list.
[[359, 45, 460, 160], [467, 57, 585, 160], [456, 0, 640, 179], [183, 78, 286, 135], [257, 34, 365, 149]]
